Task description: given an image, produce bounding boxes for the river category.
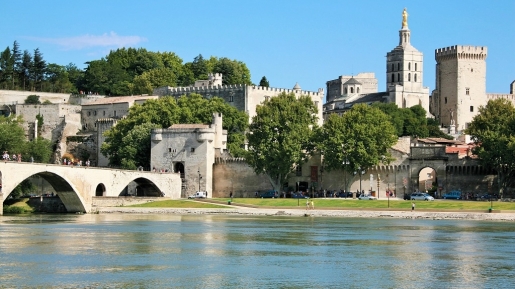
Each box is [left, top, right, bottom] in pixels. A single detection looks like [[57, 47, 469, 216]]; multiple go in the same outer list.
[[0, 214, 513, 288]]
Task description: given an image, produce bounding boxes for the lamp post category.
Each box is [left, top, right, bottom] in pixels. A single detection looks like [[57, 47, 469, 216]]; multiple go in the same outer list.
[[197, 169, 202, 192], [354, 167, 366, 196], [343, 158, 349, 194]]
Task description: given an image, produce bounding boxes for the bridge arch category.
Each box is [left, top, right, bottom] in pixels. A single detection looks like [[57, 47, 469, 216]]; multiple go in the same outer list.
[[3, 171, 87, 213], [95, 183, 106, 196]]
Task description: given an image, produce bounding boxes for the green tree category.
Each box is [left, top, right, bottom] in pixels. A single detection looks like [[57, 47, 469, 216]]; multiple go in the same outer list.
[[465, 98, 515, 198], [0, 115, 26, 154], [213, 57, 252, 85], [20, 50, 32, 90], [24, 137, 53, 163], [0, 46, 12, 89], [259, 76, 269, 87], [24, 94, 41, 104], [31, 48, 46, 91], [10, 41, 21, 89], [190, 54, 208, 80], [319, 104, 397, 190], [246, 92, 318, 191]]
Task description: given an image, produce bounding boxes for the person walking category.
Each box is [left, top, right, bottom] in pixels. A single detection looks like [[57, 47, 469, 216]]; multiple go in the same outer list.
[[310, 200, 315, 210], [412, 202, 415, 211]]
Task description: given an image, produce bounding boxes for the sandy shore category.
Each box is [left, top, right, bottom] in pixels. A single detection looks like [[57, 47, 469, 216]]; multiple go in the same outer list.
[[95, 206, 515, 221]]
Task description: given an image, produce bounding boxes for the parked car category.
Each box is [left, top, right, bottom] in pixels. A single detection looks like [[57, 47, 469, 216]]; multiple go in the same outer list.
[[411, 193, 435, 201], [188, 191, 207, 199], [259, 190, 278, 198], [443, 190, 462, 200], [403, 193, 412, 200], [292, 192, 308, 199], [358, 194, 377, 200]]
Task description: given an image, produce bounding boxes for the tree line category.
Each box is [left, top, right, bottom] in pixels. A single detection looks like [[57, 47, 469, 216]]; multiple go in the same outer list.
[[0, 41, 253, 96]]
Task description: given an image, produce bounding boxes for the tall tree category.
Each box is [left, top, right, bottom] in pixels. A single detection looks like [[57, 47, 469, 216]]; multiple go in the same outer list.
[[20, 50, 32, 90], [31, 48, 46, 91], [0, 47, 12, 89], [246, 92, 318, 191], [190, 54, 208, 80], [319, 104, 397, 190], [213, 57, 252, 85], [259, 76, 269, 87], [10, 41, 22, 89], [465, 98, 515, 198]]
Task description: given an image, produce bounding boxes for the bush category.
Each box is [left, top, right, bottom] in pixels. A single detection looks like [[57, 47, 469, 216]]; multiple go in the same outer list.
[[3, 205, 28, 214]]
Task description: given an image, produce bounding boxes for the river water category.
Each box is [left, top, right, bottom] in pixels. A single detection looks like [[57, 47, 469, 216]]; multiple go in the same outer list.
[[0, 214, 513, 288]]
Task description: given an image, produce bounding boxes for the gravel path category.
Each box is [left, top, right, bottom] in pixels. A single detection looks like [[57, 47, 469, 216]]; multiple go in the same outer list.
[[94, 207, 515, 221]]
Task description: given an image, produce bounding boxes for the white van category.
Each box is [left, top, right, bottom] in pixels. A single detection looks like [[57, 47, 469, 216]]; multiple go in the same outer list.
[[188, 191, 207, 199]]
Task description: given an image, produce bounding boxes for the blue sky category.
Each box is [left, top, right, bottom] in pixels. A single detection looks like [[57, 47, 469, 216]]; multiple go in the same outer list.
[[1, 0, 513, 96]]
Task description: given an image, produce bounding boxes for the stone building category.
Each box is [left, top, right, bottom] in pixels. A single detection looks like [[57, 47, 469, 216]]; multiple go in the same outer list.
[[154, 74, 325, 126], [150, 113, 227, 197], [430, 45, 515, 134], [323, 8, 430, 118]]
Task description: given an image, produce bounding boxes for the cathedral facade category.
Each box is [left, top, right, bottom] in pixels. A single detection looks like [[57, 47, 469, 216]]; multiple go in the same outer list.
[[323, 8, 430, 119]]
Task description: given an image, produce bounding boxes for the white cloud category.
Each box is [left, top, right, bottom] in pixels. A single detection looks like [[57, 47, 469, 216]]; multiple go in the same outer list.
[[28, 32, 147, 50]]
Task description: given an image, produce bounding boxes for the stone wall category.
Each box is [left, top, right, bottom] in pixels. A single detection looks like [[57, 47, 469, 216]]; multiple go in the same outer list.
[[0, 90, 72, 104], [212, 158, 271, 198]]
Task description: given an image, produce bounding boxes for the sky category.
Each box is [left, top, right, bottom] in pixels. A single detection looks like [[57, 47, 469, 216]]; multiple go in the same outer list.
[[1, 0, 514, 98]]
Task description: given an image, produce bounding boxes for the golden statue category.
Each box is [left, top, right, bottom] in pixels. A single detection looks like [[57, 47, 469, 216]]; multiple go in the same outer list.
[[402, 8, 408, 28]]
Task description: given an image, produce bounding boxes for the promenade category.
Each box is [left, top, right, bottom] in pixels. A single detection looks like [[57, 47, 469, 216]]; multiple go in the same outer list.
[[94, 206, 515, 221]]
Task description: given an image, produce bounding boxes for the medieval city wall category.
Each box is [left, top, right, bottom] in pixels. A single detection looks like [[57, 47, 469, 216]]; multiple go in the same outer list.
[[212, 158, 271, 198], [0, 90, 71, 104]]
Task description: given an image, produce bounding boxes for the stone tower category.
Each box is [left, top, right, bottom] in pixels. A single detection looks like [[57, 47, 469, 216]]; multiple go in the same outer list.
[[432, 45, 487, 132], [385, 8, 429, 113]]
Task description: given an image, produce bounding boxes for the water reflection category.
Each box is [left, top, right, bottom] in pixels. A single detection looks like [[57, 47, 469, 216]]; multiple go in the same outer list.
[[0, 214, 514, 288]]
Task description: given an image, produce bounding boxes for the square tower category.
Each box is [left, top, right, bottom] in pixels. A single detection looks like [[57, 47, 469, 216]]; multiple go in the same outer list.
[[433, 45, 487, 132]]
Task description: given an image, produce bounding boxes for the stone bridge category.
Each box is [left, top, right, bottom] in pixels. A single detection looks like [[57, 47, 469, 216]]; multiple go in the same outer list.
[[0, 162, 182, 215]]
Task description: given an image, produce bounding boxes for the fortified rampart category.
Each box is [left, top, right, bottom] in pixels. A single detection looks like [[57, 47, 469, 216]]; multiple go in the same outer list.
[[435, 45, 488, 61]]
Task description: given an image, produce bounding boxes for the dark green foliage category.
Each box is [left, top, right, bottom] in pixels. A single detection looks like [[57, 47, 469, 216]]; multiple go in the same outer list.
[[25, 137, 53, 163], [0, 115, 26, 154], [465, 98, 515, 198], [246, 92, 318, 190], [24, 94, 41, 104], [259, 76, 269, 87], [320, 104, 397, 174], [3, 206, 28, 214], [10, 179, 37, 199]]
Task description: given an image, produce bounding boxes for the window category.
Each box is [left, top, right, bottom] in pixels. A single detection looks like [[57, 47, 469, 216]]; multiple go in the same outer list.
[[114, 111, 117, 117], [264, 96, 270, 101], [314, 101, 319, 107], [345, 87, 348, 94], [357, 87, 360, 93], [415, 63, 418, 71], [103, 111, 106, 116], [87, 111, 91, 116], [397, 73, 400, 82], [408, 73, 411, 81], [470, 106, 474, 112], [229, 91, 234, 102], [94, 111, 97, 116], [296, 166, 302, 176], [414, 74, 417, 82], [445, 97, 447, 104], [397, 63, 400, 70], [466, 88, 470, 95], [391, 74, 395, 82], [391, 63, 394, 71], [191, 148, 195, 153], [408, 62, 411, 70], [471, 68, 473, 72], [350, 87, 354, 93]]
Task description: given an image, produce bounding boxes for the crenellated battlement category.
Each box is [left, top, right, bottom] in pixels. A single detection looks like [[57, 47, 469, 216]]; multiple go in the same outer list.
[[156, 84, 324, 97], [435, 45, 487, 61]]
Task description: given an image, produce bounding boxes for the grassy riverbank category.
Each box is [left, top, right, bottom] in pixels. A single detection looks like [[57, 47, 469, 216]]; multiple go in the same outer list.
[[130, 198, 515, 212]]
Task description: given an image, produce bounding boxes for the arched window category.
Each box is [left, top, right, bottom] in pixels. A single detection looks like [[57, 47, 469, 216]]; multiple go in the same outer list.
[[408, 73, 411, 81], [392, 74, 395, 82], [345, 87, 348, 94], [357, 87, 360, 93], [408, 62, 411, 70], [414, 74, 417, 82], [415, 63, 418, 71], [350, 87, 354, 93], [397, 73, 400, 82]]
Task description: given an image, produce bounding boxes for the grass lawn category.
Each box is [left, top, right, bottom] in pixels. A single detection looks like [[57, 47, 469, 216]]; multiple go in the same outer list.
[[215, 198, 515, 211], [128, 199, 230, 209]]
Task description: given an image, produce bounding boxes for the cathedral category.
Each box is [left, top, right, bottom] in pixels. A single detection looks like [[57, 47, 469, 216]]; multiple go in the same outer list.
[[323, 8, 430, 119]]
